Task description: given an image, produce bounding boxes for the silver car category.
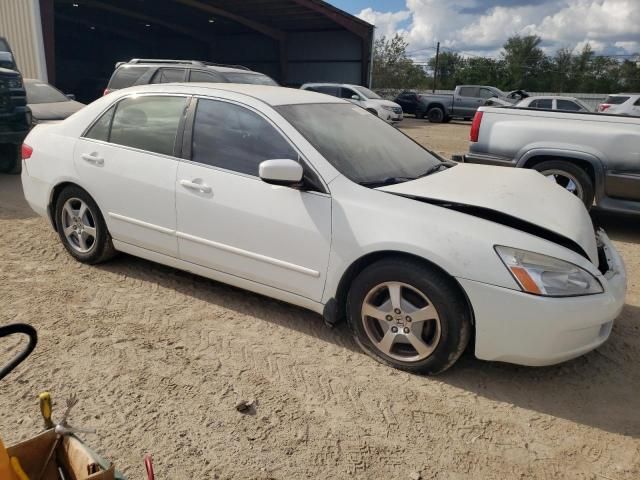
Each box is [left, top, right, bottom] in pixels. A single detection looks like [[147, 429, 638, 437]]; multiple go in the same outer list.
[[598, 94, 640, 116], [516, 96, 591, 112]]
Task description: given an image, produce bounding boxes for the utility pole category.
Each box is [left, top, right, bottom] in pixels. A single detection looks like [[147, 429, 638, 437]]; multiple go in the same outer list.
[[433, 41, 440, 93]]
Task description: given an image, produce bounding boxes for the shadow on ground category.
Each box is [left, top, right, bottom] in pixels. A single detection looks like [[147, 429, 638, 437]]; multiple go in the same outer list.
[[98, 241, 639, 440]]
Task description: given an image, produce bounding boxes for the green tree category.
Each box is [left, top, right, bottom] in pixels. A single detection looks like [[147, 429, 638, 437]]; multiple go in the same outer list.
[[428, 51, 464, 89], [501, 35, 546, 89], [372, 34, 430, 89]]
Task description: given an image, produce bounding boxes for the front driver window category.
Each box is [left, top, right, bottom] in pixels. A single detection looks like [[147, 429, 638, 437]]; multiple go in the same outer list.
[[191, 98, 298, 176]]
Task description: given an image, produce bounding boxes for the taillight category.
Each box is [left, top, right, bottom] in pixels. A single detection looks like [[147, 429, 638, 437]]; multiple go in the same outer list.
[[103, 88, 110, 96], [21, 143, 33, 160], [598, 104, 610, 112], [470, 111, 483, 142]]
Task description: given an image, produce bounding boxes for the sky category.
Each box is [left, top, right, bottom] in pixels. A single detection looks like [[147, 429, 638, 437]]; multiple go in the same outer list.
[[330, 0, 640, 60]]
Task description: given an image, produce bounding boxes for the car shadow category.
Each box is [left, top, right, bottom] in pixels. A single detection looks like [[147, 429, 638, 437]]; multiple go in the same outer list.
[[0, 174, 37, 220], [97, 252, 639, 439], [592, 210, 640, 244]]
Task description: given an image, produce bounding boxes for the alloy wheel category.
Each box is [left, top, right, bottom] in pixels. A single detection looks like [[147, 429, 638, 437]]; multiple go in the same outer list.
[[542, 169, 584, 199], [361, 281, 441, 362], [61, 197, 97, 253]]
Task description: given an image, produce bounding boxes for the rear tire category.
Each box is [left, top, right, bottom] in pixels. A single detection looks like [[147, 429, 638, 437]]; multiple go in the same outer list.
[[427, 107, 444, 123], [532, 160, 595, 207], [54, 186, 117, 264], [347, 258, 471, 375]]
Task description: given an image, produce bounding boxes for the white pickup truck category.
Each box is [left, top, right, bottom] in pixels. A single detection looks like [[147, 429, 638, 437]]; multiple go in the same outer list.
[[460, 106, 640, 216]]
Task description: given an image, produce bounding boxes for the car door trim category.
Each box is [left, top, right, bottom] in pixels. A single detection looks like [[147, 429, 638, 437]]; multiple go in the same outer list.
[[108, 212, 175, 235], [176, 231, 321, 278]]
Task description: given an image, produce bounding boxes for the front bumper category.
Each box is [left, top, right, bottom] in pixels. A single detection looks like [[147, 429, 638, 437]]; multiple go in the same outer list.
[[459, 230, 627, 366], [382, 110, 403, 124]]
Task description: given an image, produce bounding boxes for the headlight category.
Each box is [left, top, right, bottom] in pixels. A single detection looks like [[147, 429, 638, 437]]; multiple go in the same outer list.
[[495, 246, 603, 297], [381, 105, 395, 111]]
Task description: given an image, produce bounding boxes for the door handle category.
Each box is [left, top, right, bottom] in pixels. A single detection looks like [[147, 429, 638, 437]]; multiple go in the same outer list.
[[81, 153, 104, 166], [180, 179, 212, 194]]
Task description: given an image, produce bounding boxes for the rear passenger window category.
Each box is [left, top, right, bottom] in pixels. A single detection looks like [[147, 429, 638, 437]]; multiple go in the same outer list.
[[189, 70, 224, 83], [536, 99, 552, 109], [315, 86, 339, 96], [109, 96, 187, 156], [191, 98, 297, 176], [557, 100, 581, 111], [152, 68, 186, 84], [108, 66, 150, 89], [458, 87, 477, 97], [85, 106, 115, 141]]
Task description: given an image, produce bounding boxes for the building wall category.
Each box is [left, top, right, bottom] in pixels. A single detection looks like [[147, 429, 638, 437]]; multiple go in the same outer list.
[[0, 0, 46, 79]]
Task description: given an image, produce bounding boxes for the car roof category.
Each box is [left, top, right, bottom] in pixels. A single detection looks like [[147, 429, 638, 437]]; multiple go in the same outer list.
[[524, 96, 580, 101], [114, 83, 346, 106], [302, 82, 363, 88], [118, 63, 251, 74]]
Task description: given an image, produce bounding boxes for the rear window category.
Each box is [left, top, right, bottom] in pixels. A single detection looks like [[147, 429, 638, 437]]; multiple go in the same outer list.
[[25, 81, 69, 104], [108, 66, 150, 89], [603, 96, 629, 105], [223, 72, 277, 86]]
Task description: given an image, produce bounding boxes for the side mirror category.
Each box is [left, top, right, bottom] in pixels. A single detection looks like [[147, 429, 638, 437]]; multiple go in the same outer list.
[[66, 94, 76, 101], [259, 159, 304, 187], [351, 95, 360, 101]]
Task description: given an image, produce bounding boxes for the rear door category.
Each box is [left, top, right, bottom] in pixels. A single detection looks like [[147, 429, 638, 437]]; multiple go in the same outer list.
[[455, 87, 480, 117], [175, 97, 331, 301], [74, 94, 189, 256]]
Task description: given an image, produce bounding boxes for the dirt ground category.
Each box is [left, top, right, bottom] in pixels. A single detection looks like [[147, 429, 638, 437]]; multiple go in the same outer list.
[[1, 118, 638, 479]]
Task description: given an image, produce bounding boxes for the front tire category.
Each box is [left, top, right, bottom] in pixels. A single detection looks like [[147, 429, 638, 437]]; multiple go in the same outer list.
[[427, 107, 444, 123], [532, 160, 595, 207], [347, 258, 471, 375], [54, 186, 116, 264]]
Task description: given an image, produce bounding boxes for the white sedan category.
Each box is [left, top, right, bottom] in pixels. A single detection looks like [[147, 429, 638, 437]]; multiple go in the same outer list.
[[21, 83, 627, 374]]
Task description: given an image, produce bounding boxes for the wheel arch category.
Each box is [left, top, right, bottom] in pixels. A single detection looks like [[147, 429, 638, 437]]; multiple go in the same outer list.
[[323, 250, 475, 328], [48, 181, 99, 232], [517, 150, 606, 200]]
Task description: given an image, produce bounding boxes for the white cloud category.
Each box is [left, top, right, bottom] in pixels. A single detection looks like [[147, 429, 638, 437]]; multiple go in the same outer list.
[[356, 0, 640, 59], [357, 7, 411, 39]]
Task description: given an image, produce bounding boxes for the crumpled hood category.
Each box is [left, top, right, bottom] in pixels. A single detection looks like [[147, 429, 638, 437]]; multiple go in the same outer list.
[[371, 99, 402, 109], [379, 163, 598, 263], [29, 100, 85, 121]]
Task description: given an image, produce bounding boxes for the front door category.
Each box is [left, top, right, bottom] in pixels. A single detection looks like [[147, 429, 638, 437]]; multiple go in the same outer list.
[[175, 97, 331, 301], [74, 94, 189, 256]]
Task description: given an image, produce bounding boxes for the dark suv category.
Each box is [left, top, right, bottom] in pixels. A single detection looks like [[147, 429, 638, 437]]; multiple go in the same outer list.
[[0, 37, 30, 174], [104, 59, 278, 95]]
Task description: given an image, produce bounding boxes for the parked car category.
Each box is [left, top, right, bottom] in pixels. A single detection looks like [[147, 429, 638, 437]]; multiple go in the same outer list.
[[22, 84, 626, 374], [597, 94, 640, 116], [24, 79, 84, 124], [416, 85, 507, 123], [515, 96, 592, 112], [300, 83, 403, 124], [460, 106, 640, 215], [0, 38, 30, 174], [104, 58, 278, 95]]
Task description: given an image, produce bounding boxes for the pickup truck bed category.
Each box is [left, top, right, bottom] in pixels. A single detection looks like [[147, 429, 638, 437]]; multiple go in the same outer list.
[[463, 106, 640, 216]]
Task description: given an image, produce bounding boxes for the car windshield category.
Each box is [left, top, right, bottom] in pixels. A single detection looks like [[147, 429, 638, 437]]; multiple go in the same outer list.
[[25, 81, 69, 104], [353, 86, 381, 99], [224, 72, 278, 86], [276, 103, 442, 185]]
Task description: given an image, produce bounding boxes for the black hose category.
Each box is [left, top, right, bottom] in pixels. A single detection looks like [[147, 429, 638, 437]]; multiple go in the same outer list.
[[0, 323, 38, 381]]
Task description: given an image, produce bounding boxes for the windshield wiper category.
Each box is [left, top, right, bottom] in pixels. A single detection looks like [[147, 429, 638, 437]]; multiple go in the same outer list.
[[415, 161, 456, 179], [359, 177, 412, 188]]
